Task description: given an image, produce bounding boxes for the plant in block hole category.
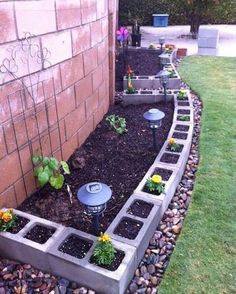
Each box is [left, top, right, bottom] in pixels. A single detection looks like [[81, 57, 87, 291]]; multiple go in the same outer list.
[[0, 209, 17, 232], [93, 233, 116, 265], [126, 76, 136, 94], [127, 65, 135, 78], [178, 88, 188, 100], [146, 174, 165, 195], [106, 114, 127, 135], [32, 155, 70, 189], [168, 137, 181, 152], [178, 115, 190, 121]]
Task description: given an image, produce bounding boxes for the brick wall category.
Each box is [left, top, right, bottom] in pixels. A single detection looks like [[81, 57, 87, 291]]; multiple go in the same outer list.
[[0, 0, 117, 208]]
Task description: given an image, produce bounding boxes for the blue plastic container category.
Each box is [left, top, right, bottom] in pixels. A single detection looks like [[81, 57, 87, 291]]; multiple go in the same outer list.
[[152, 14, 169, 27]]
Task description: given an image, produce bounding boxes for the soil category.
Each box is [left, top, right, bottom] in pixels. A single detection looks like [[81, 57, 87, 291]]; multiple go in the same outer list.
[[59, 234, 93, 259], [178, 109, 191, 115], [153, 168, 173, 181], [116, 48, 161, 91], [90, 250, 125, 271], [7, 216, 29, 234], [177, 96, 188, 101], [160, 153, 180, 164], [166, 144, 184, 153], [178, 102, 190, 106], [19, 102, 173, 236], [173, 132, 188, 140], [175, 124, 190, 132], [113, 217, 143, 240], [24, 225, 55, 244], [127, 200, 154, 218]]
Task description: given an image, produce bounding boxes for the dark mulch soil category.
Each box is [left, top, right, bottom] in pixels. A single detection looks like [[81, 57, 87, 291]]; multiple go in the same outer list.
[[177, 115, 190, 121], [116, 48, 161, 91], [177, 96, 188, 101], [178, 102, 190, 106], [160, 153, 180, 164], [127, 200, 153, 218], [113, 217, 143, 240], [178, 109, 190, 115], [59, 234, 93, 259], [7, 216, 29, 234], [153, 168, 173, 181], [175, 124, 190, 132], [172, 132, 188, 140], [24, 225, 55, 244], [18, 102, 174, 236], [90, 250, 125, 271], [166, 144, 184, 153]]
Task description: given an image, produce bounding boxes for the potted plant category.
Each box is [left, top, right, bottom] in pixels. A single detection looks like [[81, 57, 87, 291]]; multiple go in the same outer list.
[[131, 20, 141, 47], [92, 233, 116, 266]]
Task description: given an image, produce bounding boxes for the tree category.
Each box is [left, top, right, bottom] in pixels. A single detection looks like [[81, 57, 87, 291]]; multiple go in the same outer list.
[[181, 0, 236, 36]]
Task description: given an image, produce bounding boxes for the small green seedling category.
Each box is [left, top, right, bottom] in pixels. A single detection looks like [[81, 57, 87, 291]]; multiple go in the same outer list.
[[106, 114, 127, 135], [32, 155, 70, 189], [178, 115, 190, 121]]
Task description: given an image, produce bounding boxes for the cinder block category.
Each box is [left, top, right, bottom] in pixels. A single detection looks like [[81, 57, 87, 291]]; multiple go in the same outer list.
[[198, 27, 219, 38], [15, 0, 56, 38], [198, 37, 218, 48], [0, 209, 65, 273], [0, 2, 16, 43], [122, 90, 157, 106], [56, 0, 81, 30], [198, 47, 218, 56], [106, 194, 162, 262], [91, 20, 103, 47], [81, 0, 97, 24], [41, 31, 72, 68], [47, 227, 137, 294], [72, 24, 91, 56]]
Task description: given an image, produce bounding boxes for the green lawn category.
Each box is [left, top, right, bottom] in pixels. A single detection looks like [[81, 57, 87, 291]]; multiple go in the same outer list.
[[159, 56, 236, 294]]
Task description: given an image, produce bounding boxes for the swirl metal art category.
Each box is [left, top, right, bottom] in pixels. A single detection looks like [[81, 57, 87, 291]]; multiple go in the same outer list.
[[0, 32, 51, 101]]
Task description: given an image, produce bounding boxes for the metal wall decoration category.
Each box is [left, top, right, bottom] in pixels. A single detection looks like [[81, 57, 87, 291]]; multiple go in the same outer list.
[[0, 33, 65, 197]]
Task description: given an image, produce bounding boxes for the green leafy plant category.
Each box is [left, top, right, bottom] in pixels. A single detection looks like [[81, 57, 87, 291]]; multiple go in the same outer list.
[[146, 174, 165, 195], [106, 114, 127, 135], [168, 138, 181, 152], [32, 155, 70, 189], [0, 209, 17, 232], [178, 115, 190, 121], [126, 76, 136, 94], [177, 88, 188, 100], [93, 233, 116, 265]]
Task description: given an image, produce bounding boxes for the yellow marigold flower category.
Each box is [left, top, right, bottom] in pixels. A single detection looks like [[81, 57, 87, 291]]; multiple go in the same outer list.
[[2, 212, 12, 223], [151, 175, 162, 184], [98, 233, 111, 242], [169, 137, 176, 145], [0, 210, 3, 219]]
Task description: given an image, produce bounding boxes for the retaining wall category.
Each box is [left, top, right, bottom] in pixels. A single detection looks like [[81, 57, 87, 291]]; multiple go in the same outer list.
[[0, 0, 117, 208]]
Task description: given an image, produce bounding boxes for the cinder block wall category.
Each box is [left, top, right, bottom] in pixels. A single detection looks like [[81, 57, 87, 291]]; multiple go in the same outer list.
[[0, 0, 117, 208]]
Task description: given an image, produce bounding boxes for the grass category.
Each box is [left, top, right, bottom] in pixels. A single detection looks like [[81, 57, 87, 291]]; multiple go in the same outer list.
[[159, 56, 236, 294]]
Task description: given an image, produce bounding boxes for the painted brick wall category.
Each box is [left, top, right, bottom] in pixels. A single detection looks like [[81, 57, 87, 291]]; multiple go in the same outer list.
[[0, 0, 117, 208]]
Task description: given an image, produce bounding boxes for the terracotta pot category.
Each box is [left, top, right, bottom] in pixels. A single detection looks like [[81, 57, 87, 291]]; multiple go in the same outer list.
[[177, 48, 187, 57]]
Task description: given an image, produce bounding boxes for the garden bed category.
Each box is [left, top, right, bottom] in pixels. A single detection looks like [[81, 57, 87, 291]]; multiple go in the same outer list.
[[19, 102, 174, 236]]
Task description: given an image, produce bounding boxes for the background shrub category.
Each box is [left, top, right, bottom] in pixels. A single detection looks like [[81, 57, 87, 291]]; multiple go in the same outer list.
[[119, 0, 236, 27]]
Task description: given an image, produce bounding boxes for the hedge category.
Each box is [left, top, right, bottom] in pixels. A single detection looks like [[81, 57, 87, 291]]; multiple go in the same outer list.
[[119, 0, 236, 26]]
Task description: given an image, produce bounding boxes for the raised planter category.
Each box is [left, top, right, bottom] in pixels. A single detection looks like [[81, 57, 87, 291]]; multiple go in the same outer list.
[[122, 89, 174, 106], [0, 87, 194, 293]]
